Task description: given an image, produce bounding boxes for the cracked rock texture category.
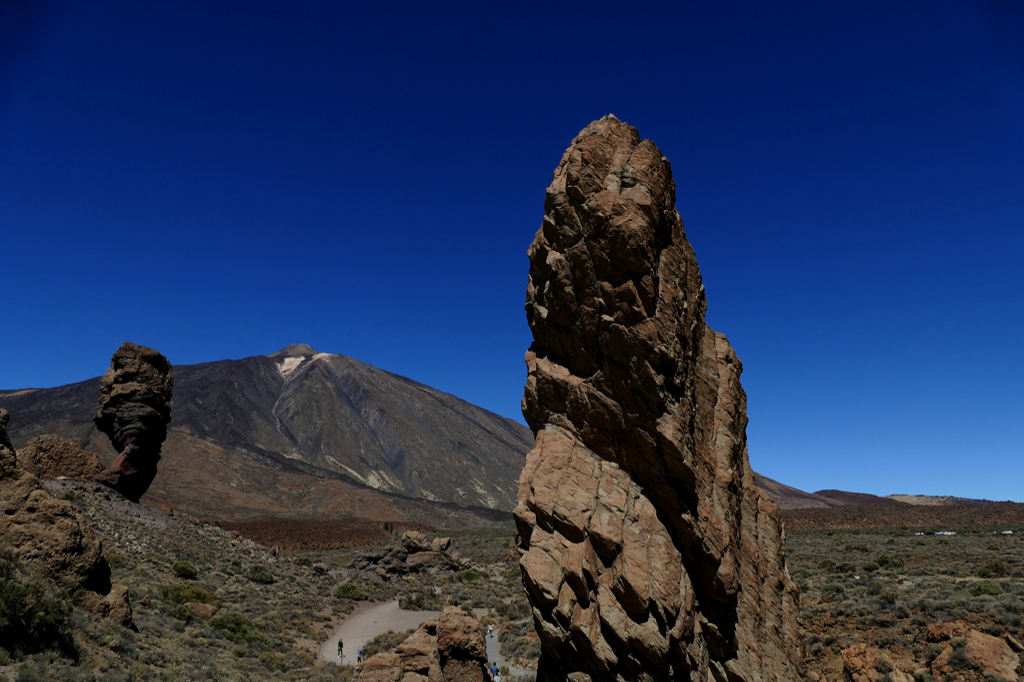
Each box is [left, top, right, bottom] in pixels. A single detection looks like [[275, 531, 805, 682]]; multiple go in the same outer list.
[[93, 342, 174, 502], [515, 116, 802, 681], [18, 433, 104, 481], [0, 409, 133, 627]]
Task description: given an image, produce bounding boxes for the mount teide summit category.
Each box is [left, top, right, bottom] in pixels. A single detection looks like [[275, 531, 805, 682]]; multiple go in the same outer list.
[[0, 345, 532, 520]]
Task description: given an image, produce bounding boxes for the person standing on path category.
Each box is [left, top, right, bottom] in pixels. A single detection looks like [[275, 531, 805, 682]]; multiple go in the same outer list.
[[488, 623, 495, 638], [490, 662, 498, 679], [337, 640, 343, 662]]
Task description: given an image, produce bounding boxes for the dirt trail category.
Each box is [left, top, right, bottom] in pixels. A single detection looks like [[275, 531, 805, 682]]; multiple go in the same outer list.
[[321, 600, 440, 665]]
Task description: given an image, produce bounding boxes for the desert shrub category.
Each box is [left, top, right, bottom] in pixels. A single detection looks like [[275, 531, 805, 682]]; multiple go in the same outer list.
[[863, 561, 880, 572], [363, 628, 413, 657], [977, 561, 1013, 578], [160, 583, 219, 606], [0, 556, 74, 658], [171, 560, 198, 579], [459, 569, 489, 582], [105, 552, 126, 569], [970, 580, 1003, 597], [295, 556, 313, 567], [791, 568, 810, 579], [875, 555, 903, 568], [208, 612, 265, 643], [875, 658, 893, 673], [846, 544, 870, 553], [878, 587, 899, 605], [334, 583, 367, 600], [247, 565, 276, 585], [817, 559, 836, 570], [821, 583, 845, 596], [259, 651, 288, 671]]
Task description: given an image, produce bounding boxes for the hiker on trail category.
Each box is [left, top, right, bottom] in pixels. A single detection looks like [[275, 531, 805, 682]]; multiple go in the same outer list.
[[337, 640, 343, 661], [487, 623, 495, 638], [357, 646, 366, 663], [490, 662, 498, 679], [494, 672, 503, 682]]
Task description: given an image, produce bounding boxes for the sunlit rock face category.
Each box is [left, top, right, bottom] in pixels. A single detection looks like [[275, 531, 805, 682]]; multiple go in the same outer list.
[[515, 115, 803, 682]]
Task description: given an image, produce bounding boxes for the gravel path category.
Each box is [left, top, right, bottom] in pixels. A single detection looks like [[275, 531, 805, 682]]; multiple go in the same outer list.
[[321, 600, 440, 665], [486, 620, 534, 678]]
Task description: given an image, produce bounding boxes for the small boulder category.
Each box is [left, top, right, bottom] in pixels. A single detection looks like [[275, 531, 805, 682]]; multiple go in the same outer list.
[[964, 629, 1019, 682], [183, 601, 218, 621], [402, 530, 432, 553], [18, 434, 103, 481]]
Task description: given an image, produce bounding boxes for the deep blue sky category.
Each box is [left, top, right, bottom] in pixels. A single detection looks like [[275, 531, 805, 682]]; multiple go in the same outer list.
[[2, 1, 1022, 501]]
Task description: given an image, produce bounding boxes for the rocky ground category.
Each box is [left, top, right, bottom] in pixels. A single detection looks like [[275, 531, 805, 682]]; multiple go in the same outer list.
[[0, 481, 531, 682], [2, 484, 1021, 681]]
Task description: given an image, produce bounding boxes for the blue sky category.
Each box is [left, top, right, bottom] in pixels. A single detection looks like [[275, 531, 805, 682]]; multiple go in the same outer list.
[[1, 1, 1022, 501]]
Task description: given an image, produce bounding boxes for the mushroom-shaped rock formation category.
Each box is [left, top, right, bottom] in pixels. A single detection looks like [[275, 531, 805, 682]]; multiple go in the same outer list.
[[515, 116, 802, 682], [93, 342, 174, 502]]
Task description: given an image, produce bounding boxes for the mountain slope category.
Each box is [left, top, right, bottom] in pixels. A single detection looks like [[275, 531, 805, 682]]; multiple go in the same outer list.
[[0, 345, 532, 518]]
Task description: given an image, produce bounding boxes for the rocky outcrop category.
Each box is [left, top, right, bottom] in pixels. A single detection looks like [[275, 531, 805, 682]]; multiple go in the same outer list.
[[0, 409, 133, 627], [356, 607, 488, 682], [515, 116, 802, 681], [18, 434, 103, 481], [93, 342, 174, 502], [926, 622, 1020, 682], [346, 531, 470, 580]]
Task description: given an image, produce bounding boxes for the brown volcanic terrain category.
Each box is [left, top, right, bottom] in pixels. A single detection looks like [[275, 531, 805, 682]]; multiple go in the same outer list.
[[783, 500, 1024, 531], [0, 344, 531, 523]]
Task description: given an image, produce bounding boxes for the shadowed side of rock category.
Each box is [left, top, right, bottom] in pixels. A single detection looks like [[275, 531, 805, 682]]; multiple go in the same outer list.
[[515, 116, 802, 681], [93, 342, 174, 502], [0, 409, 133, 627]]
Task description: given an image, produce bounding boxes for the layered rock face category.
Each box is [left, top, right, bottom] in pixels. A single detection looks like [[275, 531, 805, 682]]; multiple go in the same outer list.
[[93, 342, 174, 502], [515, 116, 802, 681], [0, 409, 132, 626], [357, 606, 489, 682]]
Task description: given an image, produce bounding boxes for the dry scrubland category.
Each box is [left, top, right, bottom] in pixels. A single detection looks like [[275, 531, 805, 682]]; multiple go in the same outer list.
[[2, 484, 1022, 682]]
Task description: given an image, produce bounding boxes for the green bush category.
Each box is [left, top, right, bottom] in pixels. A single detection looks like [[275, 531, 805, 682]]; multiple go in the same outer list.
[[171, 560, 197, 579], [863, 561, 880, 572], [246, 565, 275, 585], [821, 583, 845, 596], [0, 554, 75, 658], [458, 569, 488, 582], [970, 580, 1003, 597], [208, 612, 265, 643], [160, 583, 220, 606], [977, 561, 1013, 578], [817, 559, 836, 570], [334, 582, 367, 600]]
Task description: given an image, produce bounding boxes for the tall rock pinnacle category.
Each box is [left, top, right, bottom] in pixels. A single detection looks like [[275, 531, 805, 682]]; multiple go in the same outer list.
[[515, 116, 802, 681], [93, 342, 174, 502]]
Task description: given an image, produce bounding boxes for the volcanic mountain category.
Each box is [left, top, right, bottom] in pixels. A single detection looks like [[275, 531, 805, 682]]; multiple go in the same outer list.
[[0, 345, 532, 522]]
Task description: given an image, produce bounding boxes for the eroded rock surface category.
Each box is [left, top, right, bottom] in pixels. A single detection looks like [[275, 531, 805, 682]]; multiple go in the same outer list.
[[18, 434, 103, 481], [515, 116, 802, 681], [356, 606, 488, 682], [93, 342, 174, 502], [0, 409, 132, 627]]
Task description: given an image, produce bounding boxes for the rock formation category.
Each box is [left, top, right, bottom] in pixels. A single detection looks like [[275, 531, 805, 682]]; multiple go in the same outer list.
[[0, 409, 133, 627], [357, 606, 489, 682], [345, 530, 470, 581], [515, 116, 802, 681], [93, 342, 174, 502], [18, 434, 104, 481]]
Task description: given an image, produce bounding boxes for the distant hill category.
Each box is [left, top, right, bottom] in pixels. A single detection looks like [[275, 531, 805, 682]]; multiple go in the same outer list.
[[753, 474, 991, 511], [0, 345, 532, 523]]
